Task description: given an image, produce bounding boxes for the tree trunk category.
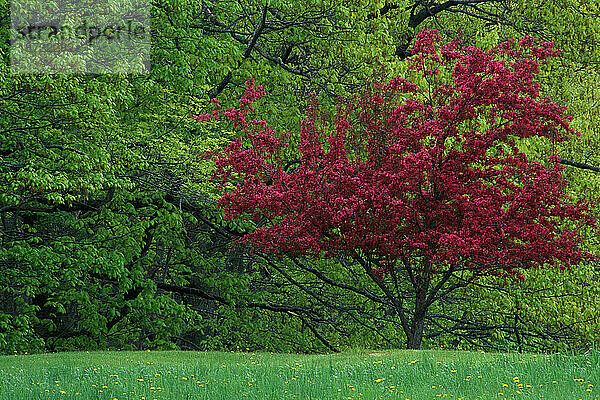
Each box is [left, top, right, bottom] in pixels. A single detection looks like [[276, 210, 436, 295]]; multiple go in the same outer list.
[[406, 259, 432, 350], [406, 316, 426, 349]]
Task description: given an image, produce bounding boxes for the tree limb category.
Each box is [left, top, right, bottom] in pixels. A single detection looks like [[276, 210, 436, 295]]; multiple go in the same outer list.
[[558, 158, 600, 173]]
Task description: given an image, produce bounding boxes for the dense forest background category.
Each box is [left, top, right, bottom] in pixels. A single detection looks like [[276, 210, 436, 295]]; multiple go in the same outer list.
[[1, 0, 600, 354]]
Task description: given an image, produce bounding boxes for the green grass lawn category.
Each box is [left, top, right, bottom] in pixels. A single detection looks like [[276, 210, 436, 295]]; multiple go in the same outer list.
[[0, 348, 598, 399]]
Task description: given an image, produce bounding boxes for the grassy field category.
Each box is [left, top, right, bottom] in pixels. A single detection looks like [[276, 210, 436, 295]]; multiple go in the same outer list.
[[0, 349, 599, 400]]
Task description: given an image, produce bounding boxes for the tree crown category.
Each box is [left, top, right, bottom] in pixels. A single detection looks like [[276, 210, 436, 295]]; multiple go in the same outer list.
[[197, 30, 596, 278]]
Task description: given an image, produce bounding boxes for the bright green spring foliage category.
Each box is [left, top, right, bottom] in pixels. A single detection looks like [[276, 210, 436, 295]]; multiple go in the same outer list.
[[0, 0, 218, 352], [1, 0, 600, 353]]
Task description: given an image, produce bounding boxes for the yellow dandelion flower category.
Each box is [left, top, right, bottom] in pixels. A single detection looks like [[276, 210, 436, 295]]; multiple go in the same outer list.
[[375, 378, 385, 383]]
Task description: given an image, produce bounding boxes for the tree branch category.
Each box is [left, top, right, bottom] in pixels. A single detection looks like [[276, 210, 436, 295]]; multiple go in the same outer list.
[[209, 3, 269, 98], [558, 158, 600, 173]]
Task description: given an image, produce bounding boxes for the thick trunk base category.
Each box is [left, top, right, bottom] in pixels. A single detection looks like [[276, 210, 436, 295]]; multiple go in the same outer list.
[[406, 319, 425, 349]]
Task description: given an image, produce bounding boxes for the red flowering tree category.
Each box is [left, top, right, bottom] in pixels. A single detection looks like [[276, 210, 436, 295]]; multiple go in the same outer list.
[[196, 30, 596, 349]]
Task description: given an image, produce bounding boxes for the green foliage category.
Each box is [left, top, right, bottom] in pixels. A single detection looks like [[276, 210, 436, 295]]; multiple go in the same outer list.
[[1, 0, 600, 354]]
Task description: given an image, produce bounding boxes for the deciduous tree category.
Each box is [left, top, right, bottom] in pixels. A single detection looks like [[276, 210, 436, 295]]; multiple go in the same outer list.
[[201, 30, 596, 349]]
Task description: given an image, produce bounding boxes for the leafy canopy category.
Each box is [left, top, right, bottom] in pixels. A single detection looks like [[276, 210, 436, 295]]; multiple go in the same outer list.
[[200, 30, 596, 276]]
